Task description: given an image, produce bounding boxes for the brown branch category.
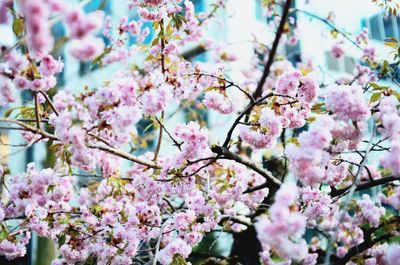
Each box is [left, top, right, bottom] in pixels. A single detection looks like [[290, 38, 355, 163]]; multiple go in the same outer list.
[[243, 182, 269, 194], [33, 92, 41, 129], [189, 72, 254, 102], [331, 176, 400, 197], [154, 116, 182, 150], [0, 119, 57, 141], [222, 92, 272, 148], [252, 0, 292, 100], [154, 19, 166, 162], [181, 44, 206, 60], [153, 109, 164, 162], [87, 143, 160, 169], [334, 217, 400, 264], [39, 91, 59, 116], [0, 119, 159, 169], [222, 93, 292, 148], [211, 145, 282, 187]]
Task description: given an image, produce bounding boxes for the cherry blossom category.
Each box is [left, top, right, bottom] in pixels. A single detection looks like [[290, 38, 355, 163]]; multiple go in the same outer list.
[[0, 0, 398, 264]]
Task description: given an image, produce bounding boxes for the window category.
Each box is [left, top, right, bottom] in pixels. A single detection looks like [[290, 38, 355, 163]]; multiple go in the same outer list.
[[362, 13, 400, 40], [325, 51, 356, 75]]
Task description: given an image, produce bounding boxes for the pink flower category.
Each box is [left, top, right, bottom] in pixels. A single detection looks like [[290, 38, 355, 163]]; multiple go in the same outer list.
[[0, 240, 26, 260], [3, 51, 29, 72], [331, 43, 345, 59], [69, 37, 105, 61], [142, 84, 172, 115], [239, 108, 282, 149], [13, 76, 30, 90], [286, 116, 337, 186], [0, 0, 12, 24], [364, 47, 376, 62], [336, 246, 347, 258], [276, 71, 302, 96], [324, 84, 370, 122], [138, 7, 162, 21], [386, 244, 400, 265], [39, 55, 64, 76], [144, 0, 165, 6], [381, 141, 400, 176], [0, 206, 4, 222], [19, 0, 53, 56], [298, 75, 319, 108], [65, 8, 104, 39], [256, 183, 308, 262], [356, 194, 385, 228], [356, 27, 369, 45], [203, 90, 234, 114], [0, 76, 15, 106], [301, 187, 333, 226], [379, 96, 400, 137], [175, 121, 209, 161], [163, 42, 177, 55], [158, 238, 191, 265]]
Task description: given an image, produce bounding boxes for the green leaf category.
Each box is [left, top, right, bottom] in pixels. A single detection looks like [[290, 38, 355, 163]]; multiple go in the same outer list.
[[47, 185, 55, 193], [59, 216, 70, 225], [171, 14, 184, 30], [370, 82, 381, 90], [3, 107, 15, 118], [370, 82, 390, 91], [171, 254, 187, 265], [92, 48, 111, 68], [57, 234, 66, 246], [53, 36, 69, 54], [12, 17, 24, 37], [370, 93, 381, 103], [0, 230, 7, 241], [151, 37, 159, 47], [91, 204, 103, 214], [311, 102, 326, 114]]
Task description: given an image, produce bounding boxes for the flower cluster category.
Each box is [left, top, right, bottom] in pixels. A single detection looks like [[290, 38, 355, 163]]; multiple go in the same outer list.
[[256, 183, 309, 263], [203, 90, 235, 114], [239, 108, 283, 149], [324, 84, 370, 122], [378, 96, 400, 176], [287, 116, 337, 186], [0, 0, 399, 264], [355, 194, 385, 228], [301, 187, 335, 227], [0, 163, 72, 259]]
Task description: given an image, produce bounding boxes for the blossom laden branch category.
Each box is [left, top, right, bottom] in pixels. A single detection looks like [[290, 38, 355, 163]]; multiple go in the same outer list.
[[0, 119, 160, 169], [211, 145, 282, 187]]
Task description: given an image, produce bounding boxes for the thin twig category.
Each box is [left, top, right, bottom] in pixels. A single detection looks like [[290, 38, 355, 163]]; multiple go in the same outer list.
[[324, 125, 376, 265], [39, 91, 59, 116], [252, 0, 293, 100], [33, 92, 41, 129]]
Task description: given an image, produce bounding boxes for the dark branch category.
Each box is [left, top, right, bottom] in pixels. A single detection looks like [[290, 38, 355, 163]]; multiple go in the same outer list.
[[211, 145, 282, 188], [252, 0, 292, 100], [330, 176, 400, 197]]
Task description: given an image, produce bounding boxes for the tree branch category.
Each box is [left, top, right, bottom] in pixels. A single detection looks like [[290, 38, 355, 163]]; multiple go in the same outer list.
[[252, 0, 292, 100], [0, 119, 159, 169], [211, 145, 282, 187], [87, 143, 160, 169], [39, 91, 59, 116], [33, 92, 42, 129], [330, 176, 400, 197]]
